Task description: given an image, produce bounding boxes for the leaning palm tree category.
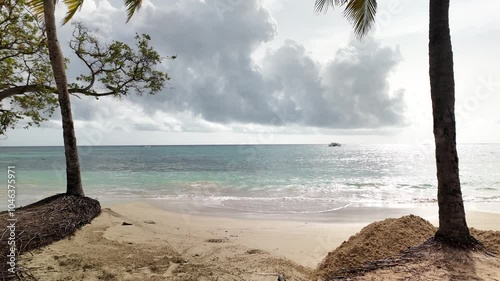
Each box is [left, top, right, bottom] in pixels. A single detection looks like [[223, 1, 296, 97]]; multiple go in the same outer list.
[[28, 0, 143, 196], [316, 0, 476, 245]]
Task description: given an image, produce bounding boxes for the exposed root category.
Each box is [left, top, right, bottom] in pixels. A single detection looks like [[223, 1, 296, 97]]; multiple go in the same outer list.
[[0, 194, 101, 280], [325, 237, 492, 281], [434, 231, 484, 250]]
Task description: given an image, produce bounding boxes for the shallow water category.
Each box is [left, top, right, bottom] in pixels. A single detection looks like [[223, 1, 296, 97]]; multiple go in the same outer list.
[[1, 144, 499, 213]]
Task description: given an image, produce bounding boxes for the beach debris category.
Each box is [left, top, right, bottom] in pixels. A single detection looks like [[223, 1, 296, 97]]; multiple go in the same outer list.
[[325, 235, 497, 280], [316, 215, 436, 279], [103, 208, 122, 218], [143, 220, 156, 224], [0, 194, 101, 279], [205, 238, 227, 243], [122, 222, 133, 226], [245, 249, 264, 255], [171, 257, 187, 264], [470, 228, 500, 254], [277, 273, 286, 281]]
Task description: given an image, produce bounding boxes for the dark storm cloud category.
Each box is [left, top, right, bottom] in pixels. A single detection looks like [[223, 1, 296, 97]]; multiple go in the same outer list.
[[129, 0, 279, 124], [260, 37, 406, 128], [62, 0, 407, 130]]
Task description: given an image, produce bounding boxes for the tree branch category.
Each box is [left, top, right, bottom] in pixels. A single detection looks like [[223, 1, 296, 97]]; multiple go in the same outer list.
[[0, 85, 54, 101]]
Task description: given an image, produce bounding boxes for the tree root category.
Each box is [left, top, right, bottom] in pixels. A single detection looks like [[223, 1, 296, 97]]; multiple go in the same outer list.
[[0, 194, 101, 280]]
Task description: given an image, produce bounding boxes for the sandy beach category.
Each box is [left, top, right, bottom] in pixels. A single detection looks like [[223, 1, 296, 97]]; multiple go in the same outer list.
[[18, 201, 500, 280]]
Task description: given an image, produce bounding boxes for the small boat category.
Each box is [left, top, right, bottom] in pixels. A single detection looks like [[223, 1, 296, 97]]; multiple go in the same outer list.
[[328, 142, 341, 147]]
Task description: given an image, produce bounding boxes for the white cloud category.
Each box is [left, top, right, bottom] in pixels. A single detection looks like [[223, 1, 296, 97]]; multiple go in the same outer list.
[[56, 0, 407, 134], [5, 0, 499, 145]]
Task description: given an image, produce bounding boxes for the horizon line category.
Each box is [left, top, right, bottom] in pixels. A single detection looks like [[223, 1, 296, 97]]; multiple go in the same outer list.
[[1, 142, 499, 148]]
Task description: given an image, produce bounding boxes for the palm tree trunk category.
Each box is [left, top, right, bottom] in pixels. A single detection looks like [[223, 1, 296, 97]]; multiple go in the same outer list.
[[429, 0, 473, 245], [43, 0, 84, 196]]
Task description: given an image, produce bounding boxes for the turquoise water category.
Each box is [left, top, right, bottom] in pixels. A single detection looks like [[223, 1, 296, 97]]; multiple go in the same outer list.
[[0, 144, 499, 213]]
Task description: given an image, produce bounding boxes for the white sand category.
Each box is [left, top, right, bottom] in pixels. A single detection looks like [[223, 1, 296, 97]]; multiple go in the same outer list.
[[20, 201, 500, 280]]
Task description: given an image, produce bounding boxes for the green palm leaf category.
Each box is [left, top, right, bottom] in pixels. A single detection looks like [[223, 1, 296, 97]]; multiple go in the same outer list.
[[314, 0, 377, 38], [63, 0, 84, 24], [124, 0, 142, 22], [27, 0, 143, 24], [27, 0, 45, 21], [344, 0, 377, 37], [27, 0, 83, 24], [314, 0, 348, 14]]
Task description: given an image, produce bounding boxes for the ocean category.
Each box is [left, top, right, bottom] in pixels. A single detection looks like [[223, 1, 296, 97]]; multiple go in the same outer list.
[[1, 144, 499, 213]]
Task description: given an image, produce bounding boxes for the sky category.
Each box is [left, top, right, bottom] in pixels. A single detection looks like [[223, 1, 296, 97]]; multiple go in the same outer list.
[[2, 0, 500, 146]]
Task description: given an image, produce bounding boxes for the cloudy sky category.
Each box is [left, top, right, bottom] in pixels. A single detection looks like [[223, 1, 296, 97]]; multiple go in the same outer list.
[[3, 0, 500, 146]]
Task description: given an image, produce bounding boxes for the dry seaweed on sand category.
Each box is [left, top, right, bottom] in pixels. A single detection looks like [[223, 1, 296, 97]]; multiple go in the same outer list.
[[328, 236, 496, 280], [316, 215, 436, 279], [0, 194, 101, 279], [316, 215, 499, 281], [324, 237, 438, 280]]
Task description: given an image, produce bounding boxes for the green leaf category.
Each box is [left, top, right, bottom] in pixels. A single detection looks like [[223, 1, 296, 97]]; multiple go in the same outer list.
[[124, 0, 143, 22], [62, 0, 84, 24], [314, 0, 348, 14], [343, 0, 377, 38], [314, 0, 377, 38]]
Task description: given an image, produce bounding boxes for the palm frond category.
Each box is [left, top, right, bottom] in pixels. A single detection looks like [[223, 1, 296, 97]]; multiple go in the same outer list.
[[124, 0, 142, 22], [343, 0, 377, 38], [315, 0, 377, 38], [62, 0, 84, 24], [314, 0, 348, 14], [27, 0, 45, 21]]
